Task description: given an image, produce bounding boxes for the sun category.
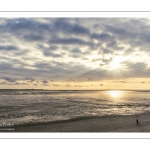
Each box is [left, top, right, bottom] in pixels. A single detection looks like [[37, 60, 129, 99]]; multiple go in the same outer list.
[[110, 56, 123, 69]]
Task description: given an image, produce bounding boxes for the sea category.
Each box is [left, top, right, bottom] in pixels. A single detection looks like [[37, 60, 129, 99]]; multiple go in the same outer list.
[[0, 90, 150, 126]]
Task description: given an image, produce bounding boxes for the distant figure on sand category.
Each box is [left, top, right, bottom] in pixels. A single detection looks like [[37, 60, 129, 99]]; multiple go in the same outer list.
[[136, 116, 140, 125]]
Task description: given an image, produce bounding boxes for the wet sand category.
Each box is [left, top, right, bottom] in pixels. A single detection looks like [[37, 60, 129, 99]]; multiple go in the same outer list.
[[1, 113, 150, 132]]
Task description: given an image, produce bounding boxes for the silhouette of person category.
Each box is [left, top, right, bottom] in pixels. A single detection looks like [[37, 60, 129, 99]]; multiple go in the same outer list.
[[136, 116, 140, 125]]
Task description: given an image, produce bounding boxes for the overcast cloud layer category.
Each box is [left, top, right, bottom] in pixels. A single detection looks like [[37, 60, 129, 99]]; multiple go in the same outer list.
[[0, 18, 150, 89]]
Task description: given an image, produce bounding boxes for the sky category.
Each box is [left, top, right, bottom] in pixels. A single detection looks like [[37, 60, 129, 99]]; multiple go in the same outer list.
[[0, 18, 150, 90]]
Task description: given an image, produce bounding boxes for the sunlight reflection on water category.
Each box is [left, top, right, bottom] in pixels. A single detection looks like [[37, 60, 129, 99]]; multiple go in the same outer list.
[[0, 90, 150, 125], [106, 90, 124, 98]]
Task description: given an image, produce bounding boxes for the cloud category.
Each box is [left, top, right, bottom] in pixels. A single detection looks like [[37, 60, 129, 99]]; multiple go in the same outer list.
[[0, 63, 13, 70], [91, 32, 112, 40], [14, 82, 27, 85], [3, 77, 17, 82], [43, 51, 63, 58], [0, 45, 18, 51], [24, 77, 35, 82], [52, 84, 59, 87], [37, 44, 65, 57], [42, 80, 49, 84], [49, 37, 88, 45], [122, 61, 147, 71], [49, 18, 90, 35], [23, 34, 44, 41], [0, 18, 150, 88], [71, 48, 82, 53]]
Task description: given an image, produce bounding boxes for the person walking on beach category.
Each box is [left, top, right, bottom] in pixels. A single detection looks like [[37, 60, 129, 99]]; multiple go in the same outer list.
[[136, 116, 140, 125]]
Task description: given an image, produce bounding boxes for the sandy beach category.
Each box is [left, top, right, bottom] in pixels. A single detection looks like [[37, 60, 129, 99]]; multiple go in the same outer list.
[[1, 112, 150, 132]]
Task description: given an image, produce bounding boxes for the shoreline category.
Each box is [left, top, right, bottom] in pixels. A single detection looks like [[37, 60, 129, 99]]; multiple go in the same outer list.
[[1, 112, 150, 132]]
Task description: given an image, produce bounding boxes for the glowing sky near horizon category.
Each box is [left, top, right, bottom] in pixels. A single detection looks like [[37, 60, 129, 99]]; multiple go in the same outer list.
[[0, 18, 150, 89]]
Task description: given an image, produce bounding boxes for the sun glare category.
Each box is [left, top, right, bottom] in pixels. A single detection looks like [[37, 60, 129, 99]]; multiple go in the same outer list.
[[107, 90, 123, 97], [110, 56, 123, 69]]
